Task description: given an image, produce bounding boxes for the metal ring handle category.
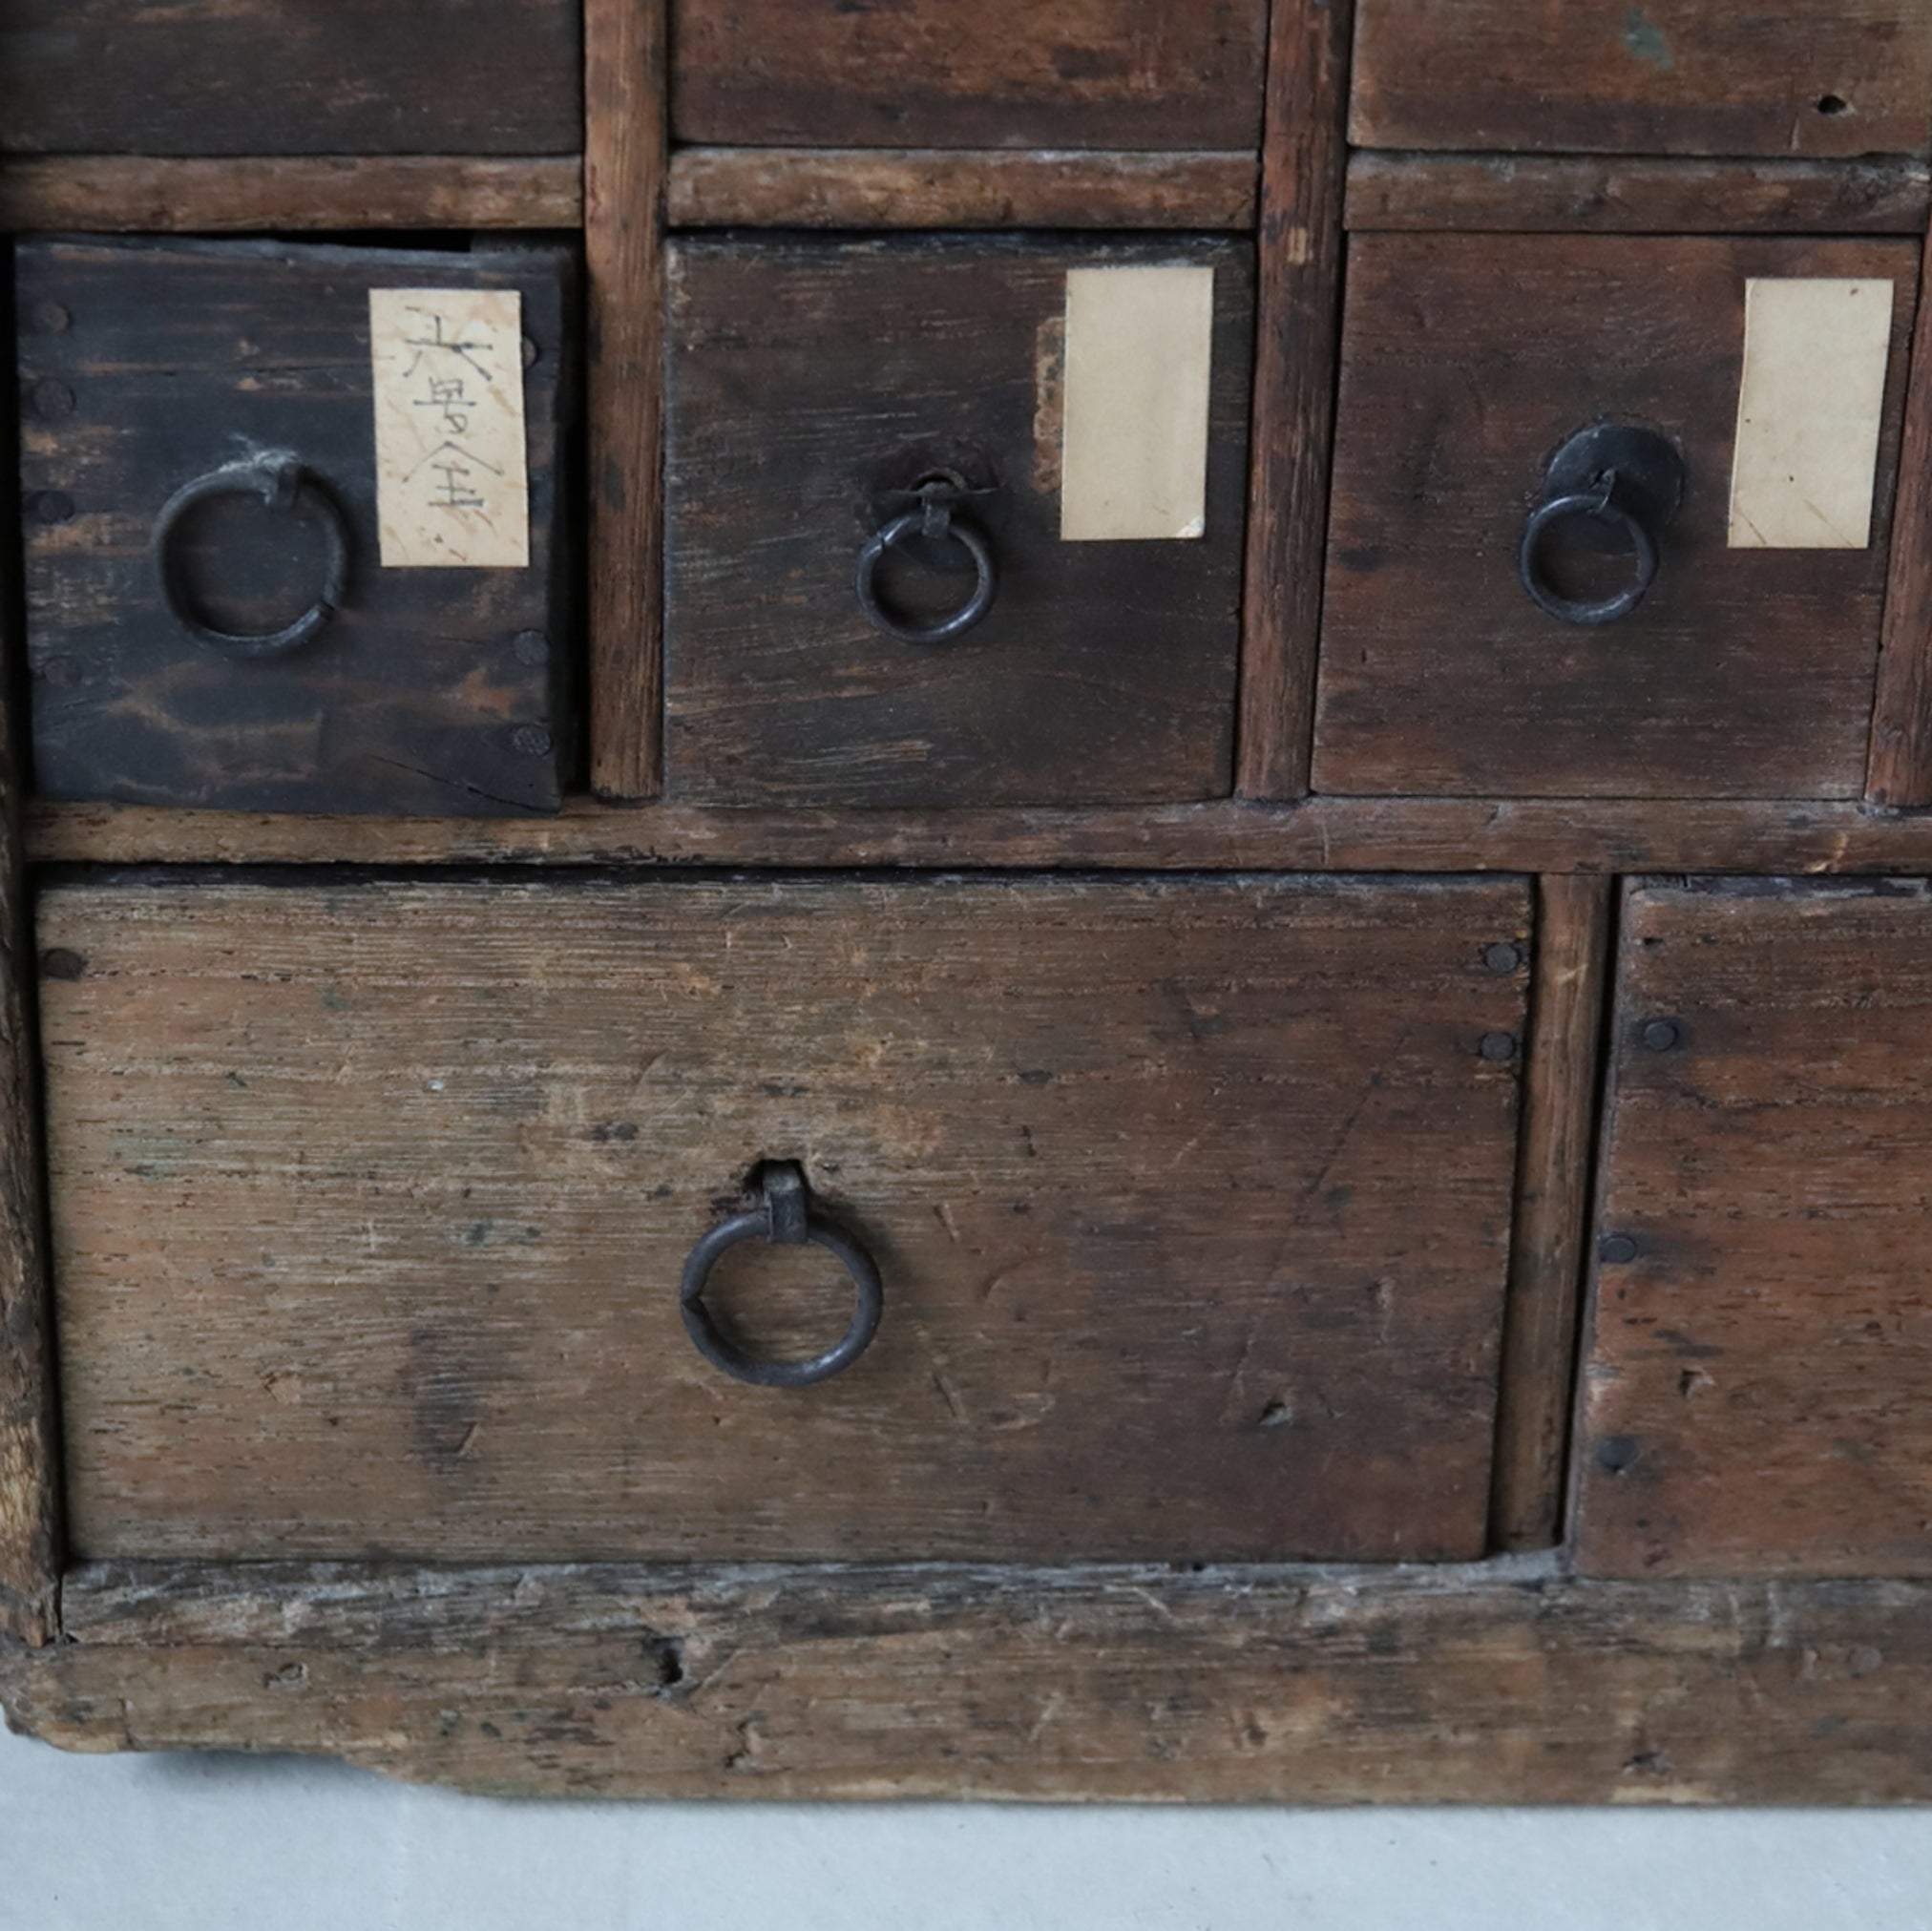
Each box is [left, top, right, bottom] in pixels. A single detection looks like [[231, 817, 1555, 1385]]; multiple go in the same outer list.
[[679, 1165, 884, 1389], [1518, 475, 1661, 627], [855, 508, 998, 646], [152, 457, 350, 660]]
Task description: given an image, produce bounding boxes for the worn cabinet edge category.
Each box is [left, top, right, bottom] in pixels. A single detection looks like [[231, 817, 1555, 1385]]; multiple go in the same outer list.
[[4, 1558, 1932, 1801]]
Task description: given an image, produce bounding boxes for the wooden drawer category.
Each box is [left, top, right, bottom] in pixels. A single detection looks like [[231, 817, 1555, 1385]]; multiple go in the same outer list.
[[1575, 879, 1932, 1579], [1352, 2, 1932, 159], [1314, 235, 1918, 800], [663, 237, 1251, 808], [17, 239, 577, 817], [0, 1, 581, 157], [39, 871, 1528, 1564], [669, 0, 1269, 151]]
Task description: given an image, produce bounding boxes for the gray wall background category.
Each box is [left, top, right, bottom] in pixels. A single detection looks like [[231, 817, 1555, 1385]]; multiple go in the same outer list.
[[5, 1723, 1931, 1928]]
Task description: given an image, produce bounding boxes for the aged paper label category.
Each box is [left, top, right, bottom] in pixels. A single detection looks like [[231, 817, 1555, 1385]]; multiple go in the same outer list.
[[1060, 265, 1215, 542], [1729, 278, 1894, 550], [370, 287, 530, 568]]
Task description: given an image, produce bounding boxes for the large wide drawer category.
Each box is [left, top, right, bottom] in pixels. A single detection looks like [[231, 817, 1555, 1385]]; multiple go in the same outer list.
[[0, 1, 581, 156], [1575, 879, 1932, 1579], [40, 872, 1529, 1564]]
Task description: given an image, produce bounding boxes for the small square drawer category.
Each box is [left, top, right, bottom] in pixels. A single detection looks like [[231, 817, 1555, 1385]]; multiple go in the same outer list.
[[1315, 235, 1918, 801], [18, 239, 578, 816], [664, 236, 1252, 808], [671, 0, 1268, 150], [0, 1, 581, 156], [1352, 2, 1932, 159], [40, 872, 1528, 1565], [1575, 879, 1932, 1579]]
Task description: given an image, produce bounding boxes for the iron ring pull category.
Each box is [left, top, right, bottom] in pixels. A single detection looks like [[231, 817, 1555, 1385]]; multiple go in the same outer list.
[[854, 481, 998, 646], [1518, 472, 1660, 627], [679, 1164, 884, 1389], [153, 456, 351, 660]]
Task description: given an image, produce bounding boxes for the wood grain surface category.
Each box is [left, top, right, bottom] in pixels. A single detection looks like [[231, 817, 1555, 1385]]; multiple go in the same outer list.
[[17, 239, 577, 816], [670, 0, 1268, 151], [1316, 235, 1919, 799], [1575, 879, 1932, 1578], [0, 0, 582, 157], [41, 872, 1526, 1565], [10, 1558, 1932, 1800], [1352, 1, 1932, 159], [663, 236, 1252, 808]]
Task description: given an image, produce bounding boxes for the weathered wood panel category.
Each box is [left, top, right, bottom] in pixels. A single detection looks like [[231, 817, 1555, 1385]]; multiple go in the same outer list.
[[0, 157, 583, 234], [1576, 879, 1932, 1578], [1346, 154, 1932, 235], [1236, 0, 1352, 801], [1489, 877, 1612, 1550], [0, 1, 581, 156], [1352, 2, 1932, 159], [1315, 235, 1918, 799], [670, 0, 1268, 152], [42, 873, 1526, 1564], [17, 239, 577, 816], [11, 1559, 1932, 1801], [663, 237, 1251, 808], [665, 148, 1257, 230]]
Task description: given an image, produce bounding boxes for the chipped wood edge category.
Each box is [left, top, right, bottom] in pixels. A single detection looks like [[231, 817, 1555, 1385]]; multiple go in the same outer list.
[[0, 247, 61, 1646], [1347, 153, 1932, 235], [664, 147, 1257, 229], [8, 1558, 1932, 1801], [1867, 221, 1932, 805], [0, 156, 582, 232], [1490, 877, 1614, 1551], [1236, 0, 1353, 801], [584, 0, 666, 799]]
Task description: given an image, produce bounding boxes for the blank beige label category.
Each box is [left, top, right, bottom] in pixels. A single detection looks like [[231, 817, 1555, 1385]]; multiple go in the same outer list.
[[1060, 265, 1214, 542], [369, 287, 530, 568], [1729, 278, 1894, 550]]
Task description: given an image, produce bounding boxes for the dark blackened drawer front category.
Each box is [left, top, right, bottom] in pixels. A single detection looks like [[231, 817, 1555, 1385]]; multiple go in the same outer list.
[[1353, 1, 1932, 159], [0, 1, 581, 156], [671, 0, 1269, 150], [18, 240, 576, 817], [1575, 881, 1932, 1580], [664, 237, 1253, 808], [1315, 236, 1917, 801], [41, 873, 1528, 1564]]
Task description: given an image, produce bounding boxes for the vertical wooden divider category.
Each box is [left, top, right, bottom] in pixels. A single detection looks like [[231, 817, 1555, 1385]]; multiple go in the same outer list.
[[1867, 224, 1932, 806], [585, 0, 668, 799], [1489, 874, 1614, 1552], [1234, 0, 1354, 800], [0, 245, 62, 1645]]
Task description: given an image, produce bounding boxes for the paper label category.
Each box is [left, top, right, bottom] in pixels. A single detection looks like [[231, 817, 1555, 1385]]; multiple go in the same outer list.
[[1060, 265, 1215, 543], [370, 287, 530, 569], [1729, 278, 1894, 551]]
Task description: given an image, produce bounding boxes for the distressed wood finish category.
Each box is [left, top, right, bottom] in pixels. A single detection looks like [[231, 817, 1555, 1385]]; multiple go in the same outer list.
[[1576, 880, 1932, 1579], [41, 873, 1526, 1565], [1236, 0, 1352, 802], [1490, 877, 1613, 1551], [663, 236, 1252, 808], [665, 148, 1257, 230], [670, 0, 1269, 152], [1316, 235, 1919, 799], [37, 794, 1932, 876], [10, 1559, 1932, 1801], [1352, 2, 1932, 160], [0, 1, 581, 157], [585, 0, 667, 800], [0, 157, 583, 234], [1346, 154, 1932, 235], [17, 239, 576, 817], [1866, 233, 1932, 806]]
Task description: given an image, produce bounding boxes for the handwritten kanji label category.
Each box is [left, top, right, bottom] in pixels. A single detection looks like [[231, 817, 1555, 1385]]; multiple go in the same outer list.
[[370, 287, 530, 568]]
